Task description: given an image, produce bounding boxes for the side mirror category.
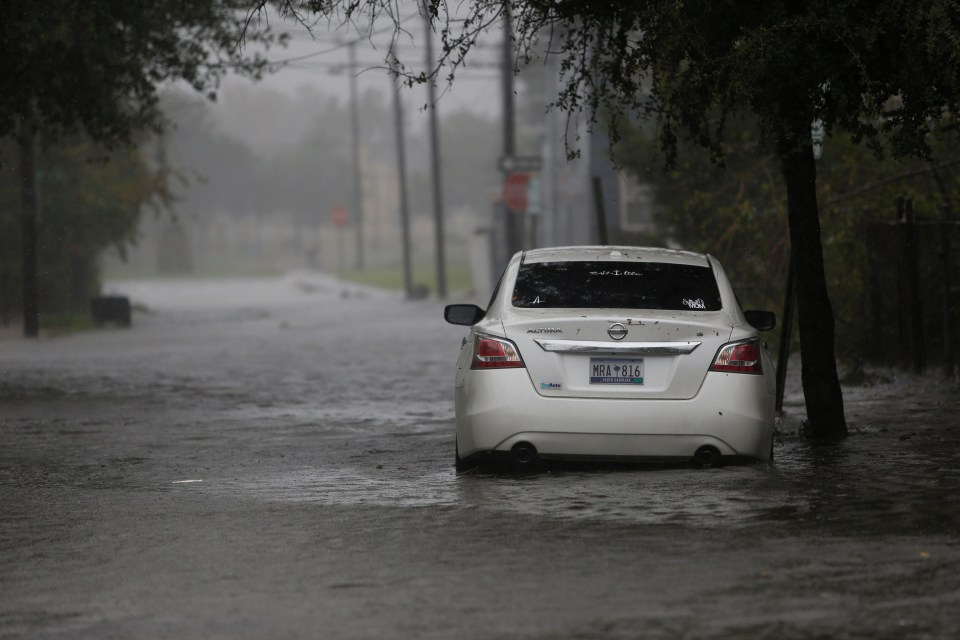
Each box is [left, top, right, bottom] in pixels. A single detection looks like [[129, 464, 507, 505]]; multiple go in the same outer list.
[[444, 304, 485, 326], [744, 310, 777, 332]]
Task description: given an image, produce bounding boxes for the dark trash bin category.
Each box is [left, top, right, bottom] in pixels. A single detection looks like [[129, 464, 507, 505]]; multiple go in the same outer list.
[[91, 296, 132, 327]]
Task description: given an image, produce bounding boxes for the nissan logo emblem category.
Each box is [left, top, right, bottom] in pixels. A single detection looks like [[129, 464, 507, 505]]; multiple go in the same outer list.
[[608, 323, 628, 340]]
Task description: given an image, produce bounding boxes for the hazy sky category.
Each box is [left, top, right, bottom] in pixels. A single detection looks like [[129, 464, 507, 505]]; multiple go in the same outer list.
[[220, 7, 505, 128]]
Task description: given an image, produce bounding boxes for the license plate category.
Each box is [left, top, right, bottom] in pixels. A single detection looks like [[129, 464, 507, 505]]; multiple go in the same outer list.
[[589, 357, 644, 385]]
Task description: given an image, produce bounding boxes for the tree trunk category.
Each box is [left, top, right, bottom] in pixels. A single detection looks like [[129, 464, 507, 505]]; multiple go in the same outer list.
[[779, 142, 848, 441]]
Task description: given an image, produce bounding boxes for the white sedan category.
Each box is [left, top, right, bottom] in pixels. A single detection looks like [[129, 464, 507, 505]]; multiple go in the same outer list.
[[444, 246, 777, 470]]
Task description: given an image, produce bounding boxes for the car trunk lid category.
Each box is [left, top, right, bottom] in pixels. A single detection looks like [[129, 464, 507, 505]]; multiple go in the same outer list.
[[504, 311, 733, 400]]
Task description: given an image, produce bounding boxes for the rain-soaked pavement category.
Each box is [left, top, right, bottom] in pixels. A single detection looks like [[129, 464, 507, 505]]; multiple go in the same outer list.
[[1, 271, 959, 639]]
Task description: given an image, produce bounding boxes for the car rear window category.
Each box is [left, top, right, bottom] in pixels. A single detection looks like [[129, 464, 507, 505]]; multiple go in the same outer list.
[[511, 261, 722, 310]]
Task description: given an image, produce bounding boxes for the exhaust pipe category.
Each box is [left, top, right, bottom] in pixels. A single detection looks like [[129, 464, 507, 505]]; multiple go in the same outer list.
[[693, 445, 722, 468]]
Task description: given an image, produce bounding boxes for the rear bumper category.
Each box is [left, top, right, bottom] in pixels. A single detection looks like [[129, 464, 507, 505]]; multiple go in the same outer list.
[[455, 369, 775, 461]]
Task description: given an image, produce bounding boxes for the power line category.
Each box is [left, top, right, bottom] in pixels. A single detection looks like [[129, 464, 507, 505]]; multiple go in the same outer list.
[[280, 57, 502, 71], [264, 13, 424, 67]]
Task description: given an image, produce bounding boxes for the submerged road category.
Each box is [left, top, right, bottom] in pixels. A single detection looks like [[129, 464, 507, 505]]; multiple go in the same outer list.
[[1, 272, 959, 639]]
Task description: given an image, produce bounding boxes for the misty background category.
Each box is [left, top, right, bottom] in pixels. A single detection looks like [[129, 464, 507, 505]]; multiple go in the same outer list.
[[103, 15, 570, 298]]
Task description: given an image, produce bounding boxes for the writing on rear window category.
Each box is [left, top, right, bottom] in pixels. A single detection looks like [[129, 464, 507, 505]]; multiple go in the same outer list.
[[588, 270, 643, 277], [512, 261, 722, 311]]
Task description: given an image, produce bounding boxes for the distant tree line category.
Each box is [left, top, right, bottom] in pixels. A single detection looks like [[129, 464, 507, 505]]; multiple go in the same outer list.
[[0, 0, 280, 332]]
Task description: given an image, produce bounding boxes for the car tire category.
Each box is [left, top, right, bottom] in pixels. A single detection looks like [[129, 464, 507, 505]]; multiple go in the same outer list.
[[693, 445, 723, 468]]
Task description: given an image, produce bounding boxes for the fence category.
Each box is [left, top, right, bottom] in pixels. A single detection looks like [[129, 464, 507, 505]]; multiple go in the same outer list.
[[863, 196, 959, 377]]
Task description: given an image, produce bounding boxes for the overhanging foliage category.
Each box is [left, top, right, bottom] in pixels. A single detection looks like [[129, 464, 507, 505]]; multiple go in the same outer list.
[[1, 0, 283, 145]]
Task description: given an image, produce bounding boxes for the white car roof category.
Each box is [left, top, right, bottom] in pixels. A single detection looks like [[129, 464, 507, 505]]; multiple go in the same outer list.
[[520, 246, 711, 267]]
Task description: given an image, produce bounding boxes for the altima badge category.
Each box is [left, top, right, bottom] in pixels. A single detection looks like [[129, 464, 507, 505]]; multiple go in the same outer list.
[[608, 323, 628, 340], [527, 328, 562, 334]]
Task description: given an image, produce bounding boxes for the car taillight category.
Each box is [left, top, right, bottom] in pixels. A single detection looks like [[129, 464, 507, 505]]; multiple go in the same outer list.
[[709, 339, 763, 374], [471, 333, 525, 369]]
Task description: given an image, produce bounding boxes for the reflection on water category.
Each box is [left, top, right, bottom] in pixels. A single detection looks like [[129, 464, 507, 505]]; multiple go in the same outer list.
[[208, 430, 960, 535], [211, 462, 801, 528], [210, 467, 460, 509], [454, 464, 795, 527], [769, 435, 960, 536]]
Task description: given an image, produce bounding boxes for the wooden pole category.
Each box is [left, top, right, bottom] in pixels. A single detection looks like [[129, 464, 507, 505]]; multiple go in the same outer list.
[[592, 176, 609, 245], [423, 6, 447, 298], [390, 46, 413, 299]]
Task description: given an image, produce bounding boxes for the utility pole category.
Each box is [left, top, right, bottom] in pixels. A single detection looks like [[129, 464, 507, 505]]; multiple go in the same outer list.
[[390, 45, 414, 299], [423, 5, 447, 299], [501, 3, 516, 160], [19, 129, 39, 338], [500, 2, 521, 258], [347, 40, 365, 271]]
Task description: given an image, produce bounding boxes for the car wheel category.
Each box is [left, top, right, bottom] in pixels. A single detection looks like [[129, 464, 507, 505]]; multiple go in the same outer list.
[[693, 445, 723, 468], [509, 442, 542, 473]]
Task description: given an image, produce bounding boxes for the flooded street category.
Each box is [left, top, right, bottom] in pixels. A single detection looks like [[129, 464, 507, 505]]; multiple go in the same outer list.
[[2, 273, 959, 639]]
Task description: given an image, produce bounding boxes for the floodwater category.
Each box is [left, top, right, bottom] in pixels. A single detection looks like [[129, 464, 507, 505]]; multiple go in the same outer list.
[[1, 272, 958, 639]]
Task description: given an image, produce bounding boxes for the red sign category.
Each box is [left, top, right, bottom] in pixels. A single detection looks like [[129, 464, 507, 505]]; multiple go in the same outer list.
[[330, 205, 349, 227], [502, 173, 529, 213]]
